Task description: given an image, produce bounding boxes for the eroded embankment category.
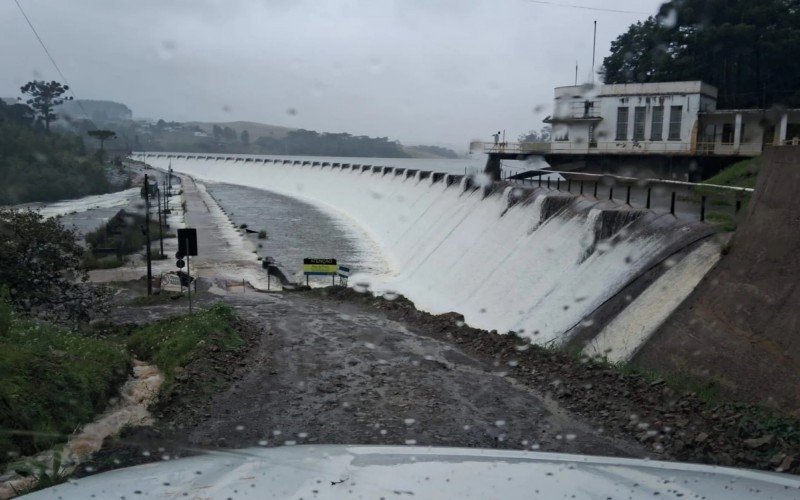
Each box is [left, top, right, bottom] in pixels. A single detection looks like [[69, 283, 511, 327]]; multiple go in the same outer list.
[[636, 146, 800, 413], [144, 155, 720, 358]]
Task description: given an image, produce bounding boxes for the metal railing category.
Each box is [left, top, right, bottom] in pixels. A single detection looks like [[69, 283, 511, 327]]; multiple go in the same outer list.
[[502, 168, 753, 224], [482, 142, 552, 154], [482, 140, 769, 157]]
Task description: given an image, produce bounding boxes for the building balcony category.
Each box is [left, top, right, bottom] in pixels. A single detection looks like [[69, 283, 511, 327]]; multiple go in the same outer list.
[[482, 142, 552, 154]]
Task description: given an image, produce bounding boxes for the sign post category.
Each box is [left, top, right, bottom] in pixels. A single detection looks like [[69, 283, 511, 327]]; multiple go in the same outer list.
[[177, 228, 198, 312], [303, 258, 338, 287]]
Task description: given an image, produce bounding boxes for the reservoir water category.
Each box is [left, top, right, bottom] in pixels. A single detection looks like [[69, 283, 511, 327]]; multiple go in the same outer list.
[[205, 182, 389, 283]]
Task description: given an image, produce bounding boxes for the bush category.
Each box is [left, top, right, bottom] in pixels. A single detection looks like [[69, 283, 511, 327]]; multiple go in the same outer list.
[[82, 209, 165, 269], [0, 208, 105, 321], [257, 230, 267, 239]]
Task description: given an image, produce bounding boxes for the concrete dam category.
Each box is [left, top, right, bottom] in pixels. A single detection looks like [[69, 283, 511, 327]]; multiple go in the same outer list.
[[142, 154, 721, 363]]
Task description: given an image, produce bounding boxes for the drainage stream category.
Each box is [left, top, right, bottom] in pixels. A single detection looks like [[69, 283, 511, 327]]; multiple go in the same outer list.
[[0, 361, 164, 499]]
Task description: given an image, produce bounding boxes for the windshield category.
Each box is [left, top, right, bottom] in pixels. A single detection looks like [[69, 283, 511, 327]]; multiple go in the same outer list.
[[2, 0, 800, 498]]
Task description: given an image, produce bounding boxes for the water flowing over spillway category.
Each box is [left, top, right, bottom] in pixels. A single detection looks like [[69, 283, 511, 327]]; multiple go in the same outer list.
[[143, 155, 719, 358]]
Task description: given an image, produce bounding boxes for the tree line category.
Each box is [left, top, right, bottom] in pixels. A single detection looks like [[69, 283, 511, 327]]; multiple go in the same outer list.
[[0, 81, 111, 204], [601, 0, 800, 109]]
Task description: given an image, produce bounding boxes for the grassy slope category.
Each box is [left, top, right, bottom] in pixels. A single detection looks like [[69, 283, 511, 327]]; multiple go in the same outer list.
[[0, 314, 131, 463], [692, 156, 761, 231], [127, 303, 242, 389], [701, 156, 762, 188]]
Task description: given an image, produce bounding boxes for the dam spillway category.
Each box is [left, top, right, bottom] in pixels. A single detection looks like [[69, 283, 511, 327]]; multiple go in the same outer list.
[[142, 154, 720, 360]]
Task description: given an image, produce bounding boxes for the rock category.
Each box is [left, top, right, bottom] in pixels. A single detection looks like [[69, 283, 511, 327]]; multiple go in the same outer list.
[[778, 455, 796, 472], [694, 432, 709, 443], [769, 453, 787, 466], [743, 434, 775, 450]]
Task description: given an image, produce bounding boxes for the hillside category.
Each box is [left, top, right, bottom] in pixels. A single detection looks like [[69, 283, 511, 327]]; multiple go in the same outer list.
[[184, 121, 294, 141], [55, 100, 132, 124]]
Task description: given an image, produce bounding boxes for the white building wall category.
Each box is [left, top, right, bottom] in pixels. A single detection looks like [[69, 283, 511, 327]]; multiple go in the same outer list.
[[549, 81, 716, 155]]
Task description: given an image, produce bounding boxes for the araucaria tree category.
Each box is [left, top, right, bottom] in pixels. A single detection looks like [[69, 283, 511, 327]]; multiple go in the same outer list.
[[19, 80, 73, 131]]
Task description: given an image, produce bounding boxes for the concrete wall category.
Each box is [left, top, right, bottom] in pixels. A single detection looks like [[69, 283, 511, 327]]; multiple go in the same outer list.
[[634, 146, 800, 414]]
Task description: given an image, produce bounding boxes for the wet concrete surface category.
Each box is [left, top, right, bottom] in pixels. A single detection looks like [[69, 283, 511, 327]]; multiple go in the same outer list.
[[114, 289, 643, 458]]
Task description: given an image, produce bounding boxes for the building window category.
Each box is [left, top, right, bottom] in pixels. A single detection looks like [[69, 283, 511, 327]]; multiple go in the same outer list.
[[650, 106, 664, 141], [616, 107, 629, 141], [721, 123, 734, 144], [633, 107, 646, 141], [668, 106, 682, 140]]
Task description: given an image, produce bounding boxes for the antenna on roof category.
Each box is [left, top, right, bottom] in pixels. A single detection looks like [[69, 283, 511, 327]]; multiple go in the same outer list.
[[590, 20, 597, 83], [575, 61, 578, 86]]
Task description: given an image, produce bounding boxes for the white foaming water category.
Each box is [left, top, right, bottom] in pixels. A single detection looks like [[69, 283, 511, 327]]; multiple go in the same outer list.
[[145, 156, 714, 346], [21, 188, 140, 218]]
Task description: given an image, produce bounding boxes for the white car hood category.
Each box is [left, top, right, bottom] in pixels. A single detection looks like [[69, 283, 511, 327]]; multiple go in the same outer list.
[[26, 445, 800, 499]]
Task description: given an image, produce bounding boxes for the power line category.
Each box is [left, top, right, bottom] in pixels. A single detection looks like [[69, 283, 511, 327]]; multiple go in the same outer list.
[[13, 0, 87, 115], [526, 0, 650, 15]]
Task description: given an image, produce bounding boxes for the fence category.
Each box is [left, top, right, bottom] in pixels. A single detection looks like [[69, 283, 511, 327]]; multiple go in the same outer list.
[[504, 169, 753, 224]]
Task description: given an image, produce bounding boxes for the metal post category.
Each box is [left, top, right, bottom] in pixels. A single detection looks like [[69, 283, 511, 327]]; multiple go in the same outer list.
[[593, 181, 598, 198], [626, 186, 631, 205], [567, 179, 572, 192], [646, 188, 651, 209], [735, 199, 742, 214], [547, 177, 551, 189], [186, 247, 192, 313], [580, 180, 584, 195], [556, 179, 560, 191], [609, 187, 614, 201], [157, 188, 164, 257], [538, 175, 542, 187], [700, 195, 706, 221], [144, 174, 153, 296], [670, 191, 676, 216]]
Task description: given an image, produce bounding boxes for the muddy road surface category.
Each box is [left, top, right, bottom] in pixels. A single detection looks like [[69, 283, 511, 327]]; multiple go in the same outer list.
[[116, 289, 643, 458]]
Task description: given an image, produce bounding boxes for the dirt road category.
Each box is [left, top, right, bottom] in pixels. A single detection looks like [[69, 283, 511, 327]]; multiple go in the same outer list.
[[119, 289, 642, 458]]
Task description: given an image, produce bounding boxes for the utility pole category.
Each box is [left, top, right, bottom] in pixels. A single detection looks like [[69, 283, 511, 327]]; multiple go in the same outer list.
[[144, 174, 153, 295], [163, 178, 169, 213], [157, 186, 164, 256]]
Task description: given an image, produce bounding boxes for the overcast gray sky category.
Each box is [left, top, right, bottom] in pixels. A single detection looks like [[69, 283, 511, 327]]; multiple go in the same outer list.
[[2, 0, 663, 148]]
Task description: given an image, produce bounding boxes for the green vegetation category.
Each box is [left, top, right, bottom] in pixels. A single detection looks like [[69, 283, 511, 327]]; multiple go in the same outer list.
[[0, 311, 131, 465], [257, 229, 267, 239], [127, 303, 242, 388], [687, 157, 760, 232], [602, 0, 800, 108], [83, 209, 167, 270], [0, 208, 101, 321], [10, 445, 70, 495], [20, 80, 73, 132], [706, 211, 738, 232], [701, 156, 762, 189], [0, 98, 111, 205]]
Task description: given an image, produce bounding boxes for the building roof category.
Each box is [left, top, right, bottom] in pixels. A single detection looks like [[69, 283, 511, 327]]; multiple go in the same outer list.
[[554, 81, 718, 100]]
